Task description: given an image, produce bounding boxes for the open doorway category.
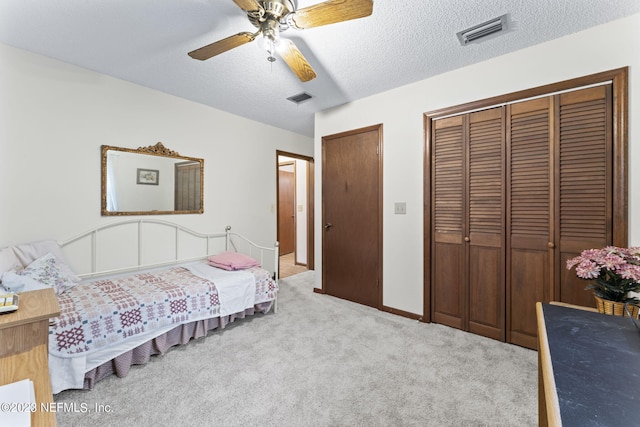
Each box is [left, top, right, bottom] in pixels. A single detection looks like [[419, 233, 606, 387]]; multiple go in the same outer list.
[[276, 151, 314, 278]]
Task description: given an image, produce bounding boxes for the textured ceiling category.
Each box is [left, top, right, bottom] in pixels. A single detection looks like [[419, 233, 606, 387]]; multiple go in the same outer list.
[[1, 1, 639, 137]]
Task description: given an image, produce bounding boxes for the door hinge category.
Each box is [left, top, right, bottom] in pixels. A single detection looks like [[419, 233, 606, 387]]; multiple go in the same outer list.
[[376, 145, 379, 155]]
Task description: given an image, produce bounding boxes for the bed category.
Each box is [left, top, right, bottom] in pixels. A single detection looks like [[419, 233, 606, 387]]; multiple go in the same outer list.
[[0, 220, 279, 394]]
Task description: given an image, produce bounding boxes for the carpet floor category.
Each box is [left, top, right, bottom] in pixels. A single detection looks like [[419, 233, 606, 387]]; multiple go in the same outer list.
[[55, 271, 537, 426]]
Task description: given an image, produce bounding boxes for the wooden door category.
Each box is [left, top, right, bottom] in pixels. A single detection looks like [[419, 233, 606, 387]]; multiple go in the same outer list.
[[278, 168, 295, 255], [467, 108, 505, 341], [432, 116, 466, 329], [432, 109, 505, 339], [322, 125, 382, 308], [507, 97, 553, 349], [556, 85, 613, 307]]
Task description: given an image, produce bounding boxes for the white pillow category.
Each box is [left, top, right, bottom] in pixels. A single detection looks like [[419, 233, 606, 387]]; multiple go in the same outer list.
[[0, 253, 76, 295], [0, 247, 22, 276]]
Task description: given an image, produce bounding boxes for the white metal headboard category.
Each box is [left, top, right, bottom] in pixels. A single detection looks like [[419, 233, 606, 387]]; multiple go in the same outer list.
[[225, 226, 279, 280], [59, 219, 279, 280]]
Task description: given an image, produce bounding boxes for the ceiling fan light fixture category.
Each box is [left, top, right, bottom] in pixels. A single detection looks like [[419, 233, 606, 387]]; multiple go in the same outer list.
[[258, 19, 281, 62], [189, 0, 374, 83], [258, 34, 280, 62]]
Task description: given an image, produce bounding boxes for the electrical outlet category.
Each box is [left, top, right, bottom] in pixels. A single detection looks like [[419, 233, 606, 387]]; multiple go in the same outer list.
[[394, 202, 407, 215]]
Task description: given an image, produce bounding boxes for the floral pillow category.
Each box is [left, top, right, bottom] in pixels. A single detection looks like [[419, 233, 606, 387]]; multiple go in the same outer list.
[[12, 240, 80, 283], [0, 252, 76, 295]]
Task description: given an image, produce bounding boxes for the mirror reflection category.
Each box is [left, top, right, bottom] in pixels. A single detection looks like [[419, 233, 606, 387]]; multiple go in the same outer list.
[[101, 143, 203, 216]]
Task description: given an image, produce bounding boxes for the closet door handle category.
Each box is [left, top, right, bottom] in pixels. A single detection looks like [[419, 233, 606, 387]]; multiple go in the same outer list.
[[548, 242, 555, 248], [324, 223, 333, 230], [464, 236, 470, 242]]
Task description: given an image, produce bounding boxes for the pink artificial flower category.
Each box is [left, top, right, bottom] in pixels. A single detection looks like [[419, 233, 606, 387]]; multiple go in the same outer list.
[[600, 254, 625, 270], [566, 256, 581, 270], [575, 260, 600, 279], [619, 264, 640, 282], [581, 248, 602, 259]]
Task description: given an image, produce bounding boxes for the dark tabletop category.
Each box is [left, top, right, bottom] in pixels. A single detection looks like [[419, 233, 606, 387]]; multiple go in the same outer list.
[[542, 303, 640, 426]]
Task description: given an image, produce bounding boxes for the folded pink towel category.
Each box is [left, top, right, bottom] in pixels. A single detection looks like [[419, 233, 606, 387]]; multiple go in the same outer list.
[[207, 251, 260, 271]]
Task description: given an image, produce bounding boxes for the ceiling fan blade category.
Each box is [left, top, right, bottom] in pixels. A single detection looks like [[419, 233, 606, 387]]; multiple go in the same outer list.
[[233, 0, 261, 12], [188, 32, 257, 61], [290, 0, 373, 29], [278, 39, 317, 82]]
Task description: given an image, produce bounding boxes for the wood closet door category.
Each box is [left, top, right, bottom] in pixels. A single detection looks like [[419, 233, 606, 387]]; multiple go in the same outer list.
[[427, 73, 624, 350], [432, 116, 466, 329], [507, 97, 553, 349], [432, 109, 505, 339], [556, 85, 612, 307], [467, 108, 505, 341]]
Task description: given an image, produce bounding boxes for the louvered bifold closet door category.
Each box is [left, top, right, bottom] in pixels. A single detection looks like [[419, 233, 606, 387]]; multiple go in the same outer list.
[[507, 97, 553, 349], [175, 162, 201, 210], [432, 116, 466, 329], [467, 108, 505, 341], [557, 85, 613, 307]]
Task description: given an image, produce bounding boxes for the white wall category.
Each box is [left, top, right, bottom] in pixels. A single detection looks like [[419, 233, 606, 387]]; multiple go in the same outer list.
[[314, 14, 640, 316], [0, 42, 313, 253]]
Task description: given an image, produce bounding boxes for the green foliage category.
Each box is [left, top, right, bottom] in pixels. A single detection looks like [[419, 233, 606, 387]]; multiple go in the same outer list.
[[585, 270, 640, 303]]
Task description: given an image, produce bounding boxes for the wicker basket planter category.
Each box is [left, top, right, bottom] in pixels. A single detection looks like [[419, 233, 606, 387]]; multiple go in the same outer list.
[[595, 296, 639, 318]]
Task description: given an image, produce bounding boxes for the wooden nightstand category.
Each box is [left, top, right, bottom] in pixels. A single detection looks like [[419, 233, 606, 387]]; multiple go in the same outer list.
[[0, 288, 60, 427]]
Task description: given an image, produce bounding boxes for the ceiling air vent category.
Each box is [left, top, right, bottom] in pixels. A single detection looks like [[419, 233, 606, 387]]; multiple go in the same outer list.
[[457, 14, 507, 45], [287, 92, 313, 105]]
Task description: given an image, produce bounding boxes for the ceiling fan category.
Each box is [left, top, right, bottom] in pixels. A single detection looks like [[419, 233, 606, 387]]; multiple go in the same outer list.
[[188, 0, 374, 82]]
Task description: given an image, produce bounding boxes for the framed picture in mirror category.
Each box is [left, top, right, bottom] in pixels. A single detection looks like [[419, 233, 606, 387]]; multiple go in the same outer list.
[[136, 168, 159, 185]]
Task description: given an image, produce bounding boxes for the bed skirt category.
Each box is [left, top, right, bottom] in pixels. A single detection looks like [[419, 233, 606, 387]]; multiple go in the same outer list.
[[82, 301, 273, 390]]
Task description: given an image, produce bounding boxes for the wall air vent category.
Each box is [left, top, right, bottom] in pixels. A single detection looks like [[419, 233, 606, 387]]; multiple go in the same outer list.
[[287, 92, 313, 105], [457, 14, 507, 45]]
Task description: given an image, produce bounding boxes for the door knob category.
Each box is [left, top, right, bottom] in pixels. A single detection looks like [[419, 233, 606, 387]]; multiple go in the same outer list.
[[324, 223, 333, 230], [464, 236, 470, 242]]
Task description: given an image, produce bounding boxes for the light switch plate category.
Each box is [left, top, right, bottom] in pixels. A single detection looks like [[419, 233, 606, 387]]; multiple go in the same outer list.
[[394, 202, 407, 215]]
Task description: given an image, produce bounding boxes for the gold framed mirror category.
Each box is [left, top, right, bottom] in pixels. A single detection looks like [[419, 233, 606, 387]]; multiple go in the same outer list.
[[101, 142, 204, 216]]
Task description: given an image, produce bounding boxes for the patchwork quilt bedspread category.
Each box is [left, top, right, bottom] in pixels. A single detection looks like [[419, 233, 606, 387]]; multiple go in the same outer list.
[[49, 265, 276, 358]]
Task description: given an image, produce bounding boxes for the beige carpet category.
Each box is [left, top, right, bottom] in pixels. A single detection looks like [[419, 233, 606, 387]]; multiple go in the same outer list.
[[55, 271, 537, 426]]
